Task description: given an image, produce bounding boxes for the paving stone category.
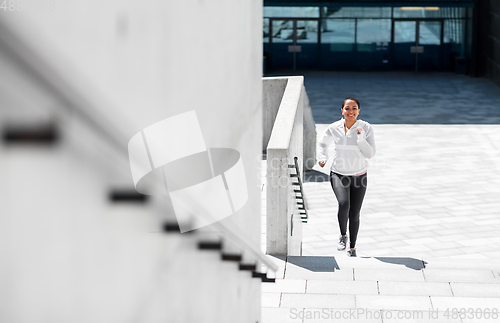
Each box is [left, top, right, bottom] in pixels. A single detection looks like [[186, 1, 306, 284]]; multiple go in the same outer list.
[[450, 282, 500, 298], [285, 265, 354, 281], [381, 227, 417, 234], [424, 269, 498, 283], [430, 296, 500, 312], [356, 295, 433, 311], [302, 235, 325, 243], [262, 279, 307, 293], [392, 245, 433, 255], [261, 308, 298, 323], [457, 238, 497, 247], [262, 292, 281, 308], [354, 268, 425, 282], [403, 237, 441, 246], [402, 231, 440, 239], [303, 309, 383, 323], [382, 310, 462, 323], [450, 253, 489, 260], [280, 293, 355, 309], [382, 221, 418, 229], [370, 233, 408, 242], [368, 240, 409, 249], [435, 234, 467, 242], [306, 280, 378, 295], [378, 281, 452, 297]]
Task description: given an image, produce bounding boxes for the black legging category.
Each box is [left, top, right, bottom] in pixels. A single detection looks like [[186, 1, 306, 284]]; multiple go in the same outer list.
[[330, 172, 367, 248]]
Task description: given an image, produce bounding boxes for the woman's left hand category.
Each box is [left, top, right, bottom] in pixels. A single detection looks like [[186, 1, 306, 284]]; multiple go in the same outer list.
[[356, 127, 365, 134]]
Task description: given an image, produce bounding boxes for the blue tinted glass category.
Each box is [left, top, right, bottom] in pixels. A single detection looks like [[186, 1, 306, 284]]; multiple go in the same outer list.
[[296, 20, 319, 44], [394, 21, 416, 43], [264, 18, 270, 44], [357, 19, 391, 52], [264, 7, 319, 18], [443, 19, 465, 44], [393, 7, 466, 18], [270, 20, 294, 43], [321, 19, 355, 52], [419, 21, 441, 45], [324, 7, 391, 18]]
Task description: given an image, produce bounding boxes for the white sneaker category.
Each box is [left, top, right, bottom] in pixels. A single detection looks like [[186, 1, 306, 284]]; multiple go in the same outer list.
[[337, 235, 348, 251]]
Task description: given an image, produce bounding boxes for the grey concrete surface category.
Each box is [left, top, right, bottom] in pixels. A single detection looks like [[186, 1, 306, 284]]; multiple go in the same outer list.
[[261, 71, 500, 323], [266, 76, 304, 256], [263, 77, 288, 150]]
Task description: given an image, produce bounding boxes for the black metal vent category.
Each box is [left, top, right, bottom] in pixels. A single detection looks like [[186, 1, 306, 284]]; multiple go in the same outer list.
[[239, 264, 257, 271], [109, 190, 148, 203], [222, 254, 242, 262], [198, 241, 223, 250], [3, 126, 58, 144]]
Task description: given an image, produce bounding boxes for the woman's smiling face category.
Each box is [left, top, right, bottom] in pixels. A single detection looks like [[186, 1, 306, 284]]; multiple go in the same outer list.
[[341, 99, 359, 121]]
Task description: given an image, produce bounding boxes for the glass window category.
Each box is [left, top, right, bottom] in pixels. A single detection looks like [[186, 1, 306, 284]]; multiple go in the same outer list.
[[263, 7, 319, 18], [394, 7, 441, 18], [438, 7, 467, 19], [357, 19, 391, 52], [263, 18, 270, 44], [419, 21, 441, 45], [270, 20, 294, 43], [321, 19, 355, 52], [443, 19, 464, 44], [323, 7, 391, 18], [296, 20, 319, 44], [394, 21, 416, 43]]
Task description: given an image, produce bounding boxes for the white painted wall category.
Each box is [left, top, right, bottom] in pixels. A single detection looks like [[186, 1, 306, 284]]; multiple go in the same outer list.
[[0, 1, 264, 322]]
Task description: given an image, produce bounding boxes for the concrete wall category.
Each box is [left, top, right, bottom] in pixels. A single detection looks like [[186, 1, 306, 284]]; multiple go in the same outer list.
[[263, 77, 288, 152], [0, 1, 265, 322], [263, 78, 316, 170], [265, 76, 304, 256]]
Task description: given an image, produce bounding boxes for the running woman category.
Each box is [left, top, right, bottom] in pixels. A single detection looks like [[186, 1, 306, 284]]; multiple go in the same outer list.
[[317, 97, 376, 257]]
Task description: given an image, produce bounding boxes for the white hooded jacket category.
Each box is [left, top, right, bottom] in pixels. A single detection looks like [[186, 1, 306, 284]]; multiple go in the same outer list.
[[318, 118, 376, 176]]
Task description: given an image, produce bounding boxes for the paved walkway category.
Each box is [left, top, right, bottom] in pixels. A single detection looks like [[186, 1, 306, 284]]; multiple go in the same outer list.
[[301, 71, 500, 125], [261, 72, 500, 323]]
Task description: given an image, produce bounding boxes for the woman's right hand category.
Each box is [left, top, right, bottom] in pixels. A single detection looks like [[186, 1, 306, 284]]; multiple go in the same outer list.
[[318, 160, 326, 168]]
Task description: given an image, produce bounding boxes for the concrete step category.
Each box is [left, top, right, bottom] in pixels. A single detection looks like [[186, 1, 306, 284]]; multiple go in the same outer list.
[[331, 255, 500, 271], [263, 279, 500, 299], [262, 256, 500, 323], [263, 293, 500, 322]]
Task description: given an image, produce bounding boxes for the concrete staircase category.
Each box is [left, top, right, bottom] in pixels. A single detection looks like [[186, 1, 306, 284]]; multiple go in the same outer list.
[[262, 255, 500, 323]]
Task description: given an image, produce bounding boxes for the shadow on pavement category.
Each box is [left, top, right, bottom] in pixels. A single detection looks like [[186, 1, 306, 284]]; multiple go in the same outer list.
[[287, 256, 340, 272], [304, 170, 330, 183], [364, 257, 428, 270]]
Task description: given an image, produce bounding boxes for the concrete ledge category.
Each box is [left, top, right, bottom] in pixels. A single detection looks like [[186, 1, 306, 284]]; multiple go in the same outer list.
[[263, 77, 288, 150], [267, 76, 304, 150], [266, 76, 304, 256]]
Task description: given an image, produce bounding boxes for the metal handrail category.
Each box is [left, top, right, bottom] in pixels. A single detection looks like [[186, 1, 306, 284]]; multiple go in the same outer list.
[[0, 20, 277, 273], [293, 156, 308, 221]]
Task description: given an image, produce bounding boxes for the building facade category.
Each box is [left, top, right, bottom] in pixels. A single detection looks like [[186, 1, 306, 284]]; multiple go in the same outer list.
[[263, 0, 500, 80]]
